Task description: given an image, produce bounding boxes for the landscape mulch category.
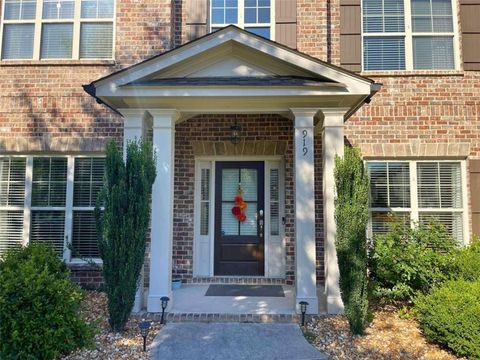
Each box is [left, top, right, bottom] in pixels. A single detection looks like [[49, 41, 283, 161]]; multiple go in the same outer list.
[[306, 305, 462, 360], [62, 292, 161, 360]]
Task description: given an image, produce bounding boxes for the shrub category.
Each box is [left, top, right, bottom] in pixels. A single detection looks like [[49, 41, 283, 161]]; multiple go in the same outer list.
[[0, 244, 94, 360], [414, 279, 480, 359], [96, 139, 156, 332], [368, 221, 456, 302], [450, 238, 480, 281], [334, 146, 369, 335]]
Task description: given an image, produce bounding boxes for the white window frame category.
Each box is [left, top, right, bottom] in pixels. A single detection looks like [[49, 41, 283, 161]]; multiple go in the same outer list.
[[209, 0, 276, 41], [0, 0, 116, 60], [0, 154, 104, 263], [367, 159, 470, 245], [360, 0, 461, 71]]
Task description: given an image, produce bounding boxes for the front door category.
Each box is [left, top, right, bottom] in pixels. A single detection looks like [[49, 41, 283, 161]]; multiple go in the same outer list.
[[214, 161, 265, 276]]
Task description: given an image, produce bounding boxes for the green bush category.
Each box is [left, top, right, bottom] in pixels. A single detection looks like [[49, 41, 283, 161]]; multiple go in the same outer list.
[[369, 221, 456, 302], [450, 238, 480, 281], [334, 146, 370, 335], [414, 279, 480, 359], [0, 244, 94, 360]]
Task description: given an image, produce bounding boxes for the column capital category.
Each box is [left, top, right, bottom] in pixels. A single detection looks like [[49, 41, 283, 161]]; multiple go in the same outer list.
[[148, 109, 180, 128], [320, 108, 350, 128], [290, 108, 319, 128], [117, 108, 147, 119]]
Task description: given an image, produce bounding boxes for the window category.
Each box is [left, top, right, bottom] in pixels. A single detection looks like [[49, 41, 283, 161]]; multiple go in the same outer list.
[[362, 0, 457, 70], [210, 0, 274, 39], [1, 0, 114, 60], [368, 160, 467, 243], [0, 155, 105, 261], [200, 168, 210, 236]]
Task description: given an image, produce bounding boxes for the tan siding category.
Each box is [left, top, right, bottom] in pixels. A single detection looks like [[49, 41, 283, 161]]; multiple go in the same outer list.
[[275, 0, 297, 48], [460, 0, 480, 70], [340, 0, 361, 71], [186, 0, 208, 41]]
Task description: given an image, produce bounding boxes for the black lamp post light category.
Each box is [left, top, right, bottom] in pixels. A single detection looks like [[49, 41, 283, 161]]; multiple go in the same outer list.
[[160, 296, 170, 325], [138, 321, 151, 352], [299, 301, 309, 327]]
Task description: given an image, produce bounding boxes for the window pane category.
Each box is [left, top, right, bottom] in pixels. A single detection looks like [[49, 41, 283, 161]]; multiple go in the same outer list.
[[240, 169, 257, 201], [371, 211, 410, 236], [439, 162, 462, 208], [419, 212, 463, 242], [258, 8, 270, 23], [72, 211, 100, 258], [200, 168, 210, 236], [81, 0, 114, 18], [363, 0, 404, 33], [412, 0, 453, 32], [413, 36, 454, 70], [212, 9, 224, 24], [98, 0, 114, 17], [0, 211, 24, 255], [225, 8, 238, 23], [417, 162, 440, 207], [270, 168, 279, 236], [245, 27, 270, 39], [221, 202, 238, 235], [32, 158, 67, 206], [417, 162, 461, 208], [5, 0, 36, 20], [363, 36, 405, 70], [41, 23, 73, 59], [2, 24, 34, 60], [0, 158, 26, 207], [42, 0, 74, 19], [369, 162, 388, 207], [245, 8, 256, 23], [30, 211, 65, 256], [73, 158, 105, 207], [388, 162, 411, 207], [212, 0, 223, 7], [80, 23, 113, 59], [240, 203, 257, 235]]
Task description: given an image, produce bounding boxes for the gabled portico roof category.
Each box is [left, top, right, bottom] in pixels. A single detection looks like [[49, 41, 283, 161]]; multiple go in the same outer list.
[[84, 25, 380, 120]]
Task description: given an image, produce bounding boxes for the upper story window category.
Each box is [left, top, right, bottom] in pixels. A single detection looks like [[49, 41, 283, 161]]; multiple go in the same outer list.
[[210, 0, 274, 40], [362, 0, 457, 70], [1, 0, 114, 60]]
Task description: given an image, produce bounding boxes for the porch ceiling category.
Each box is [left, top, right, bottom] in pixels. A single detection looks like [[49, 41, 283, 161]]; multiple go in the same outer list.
[[84, 26, 381, 120]]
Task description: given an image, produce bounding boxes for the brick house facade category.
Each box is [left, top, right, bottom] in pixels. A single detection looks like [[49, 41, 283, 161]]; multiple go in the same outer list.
[[1, 0, 478, 314]]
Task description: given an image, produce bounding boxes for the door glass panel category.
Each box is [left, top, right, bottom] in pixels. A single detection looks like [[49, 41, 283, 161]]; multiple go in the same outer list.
[[240, 203, 257, 235], [240, 168, 257, 201], [221, 202, 238, 235], [221, 169, 238, 200]]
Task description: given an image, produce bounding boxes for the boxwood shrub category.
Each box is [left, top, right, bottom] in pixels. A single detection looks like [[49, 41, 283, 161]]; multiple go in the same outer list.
[[414, 279, 480, 359], [0, 244, 94, 360], [451, 238, 480, 281]]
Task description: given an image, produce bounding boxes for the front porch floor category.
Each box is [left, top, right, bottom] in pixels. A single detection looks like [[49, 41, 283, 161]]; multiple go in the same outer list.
[[171, 285, 296, 315]]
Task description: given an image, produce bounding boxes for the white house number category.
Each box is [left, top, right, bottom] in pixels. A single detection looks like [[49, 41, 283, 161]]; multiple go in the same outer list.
[[302, 130, 308, 156]]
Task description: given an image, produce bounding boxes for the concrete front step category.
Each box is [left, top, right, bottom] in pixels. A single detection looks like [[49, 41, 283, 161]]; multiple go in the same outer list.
[[133, 312, 302, 324], [189, 277, 289, 285]]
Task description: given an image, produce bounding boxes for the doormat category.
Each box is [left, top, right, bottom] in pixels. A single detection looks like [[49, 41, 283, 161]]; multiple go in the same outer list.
[[205, 284, 285, 297]]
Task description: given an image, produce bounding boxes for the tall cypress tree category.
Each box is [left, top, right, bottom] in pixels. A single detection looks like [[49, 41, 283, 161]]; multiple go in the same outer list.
[[95, 139, 156, 332], [334, 146, 369, 335]]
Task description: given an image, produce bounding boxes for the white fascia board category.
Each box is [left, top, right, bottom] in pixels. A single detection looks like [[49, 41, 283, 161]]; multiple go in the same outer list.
[[96, 85, 362, 98], [94, 27, 373, 95]]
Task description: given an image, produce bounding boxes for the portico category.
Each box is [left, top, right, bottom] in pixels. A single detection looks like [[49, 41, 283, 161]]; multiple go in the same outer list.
[[84, 25, 380, 315]]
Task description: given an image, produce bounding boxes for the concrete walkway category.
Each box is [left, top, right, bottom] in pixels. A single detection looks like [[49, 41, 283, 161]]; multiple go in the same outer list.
[[150, 323, 326, 360]]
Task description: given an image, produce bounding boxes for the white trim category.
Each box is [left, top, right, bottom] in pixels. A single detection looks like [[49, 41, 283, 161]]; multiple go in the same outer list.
[[360, 0, 460, 71], [193, 157, 286, 278], [0, 0, 115, 60]]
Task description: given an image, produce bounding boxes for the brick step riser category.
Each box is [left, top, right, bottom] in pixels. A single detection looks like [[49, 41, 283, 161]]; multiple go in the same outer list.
[[133, 313, 302, 324]]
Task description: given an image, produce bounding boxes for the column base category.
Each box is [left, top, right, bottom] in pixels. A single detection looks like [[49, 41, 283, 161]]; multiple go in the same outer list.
[[295, 296, 319, 314], [327, 295, 344, 314], [147, 291, 173, 313]]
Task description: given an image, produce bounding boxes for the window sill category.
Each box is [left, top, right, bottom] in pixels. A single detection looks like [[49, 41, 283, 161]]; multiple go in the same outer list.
[[0, 59, 116, 67], [361, 70, 465, 77], [68, 259, 103, 267]]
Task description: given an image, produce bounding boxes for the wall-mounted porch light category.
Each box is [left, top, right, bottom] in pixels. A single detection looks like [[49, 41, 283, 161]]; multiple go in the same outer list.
[[230, 121, 241, 145]]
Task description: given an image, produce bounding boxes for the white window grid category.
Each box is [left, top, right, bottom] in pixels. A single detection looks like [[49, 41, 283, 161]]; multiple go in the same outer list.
[[367, 160, 469, 245], [0, 154, 104, 262], [209, 0, 276, 40], [360, 0, 460, 71], [0, 0, 115, 60]]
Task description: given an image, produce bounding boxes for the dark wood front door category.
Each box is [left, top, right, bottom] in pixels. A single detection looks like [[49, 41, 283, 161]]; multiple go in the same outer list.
[[214, 161, 265, 276]]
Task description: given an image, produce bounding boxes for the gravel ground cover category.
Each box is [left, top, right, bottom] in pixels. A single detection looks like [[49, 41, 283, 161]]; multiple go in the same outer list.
[[62, 292, 161, 360], [305, 305, 463, 360]]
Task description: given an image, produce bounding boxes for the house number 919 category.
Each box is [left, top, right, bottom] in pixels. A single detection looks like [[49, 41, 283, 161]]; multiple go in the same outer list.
[[302, 130, 308, 156]]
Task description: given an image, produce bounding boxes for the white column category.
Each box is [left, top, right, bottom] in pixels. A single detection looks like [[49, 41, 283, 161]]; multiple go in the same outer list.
[[147, 109, 178, 312], [321, 108, 348, 314], [119, 109, 146, 313], [291, 108, 319, 315]]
